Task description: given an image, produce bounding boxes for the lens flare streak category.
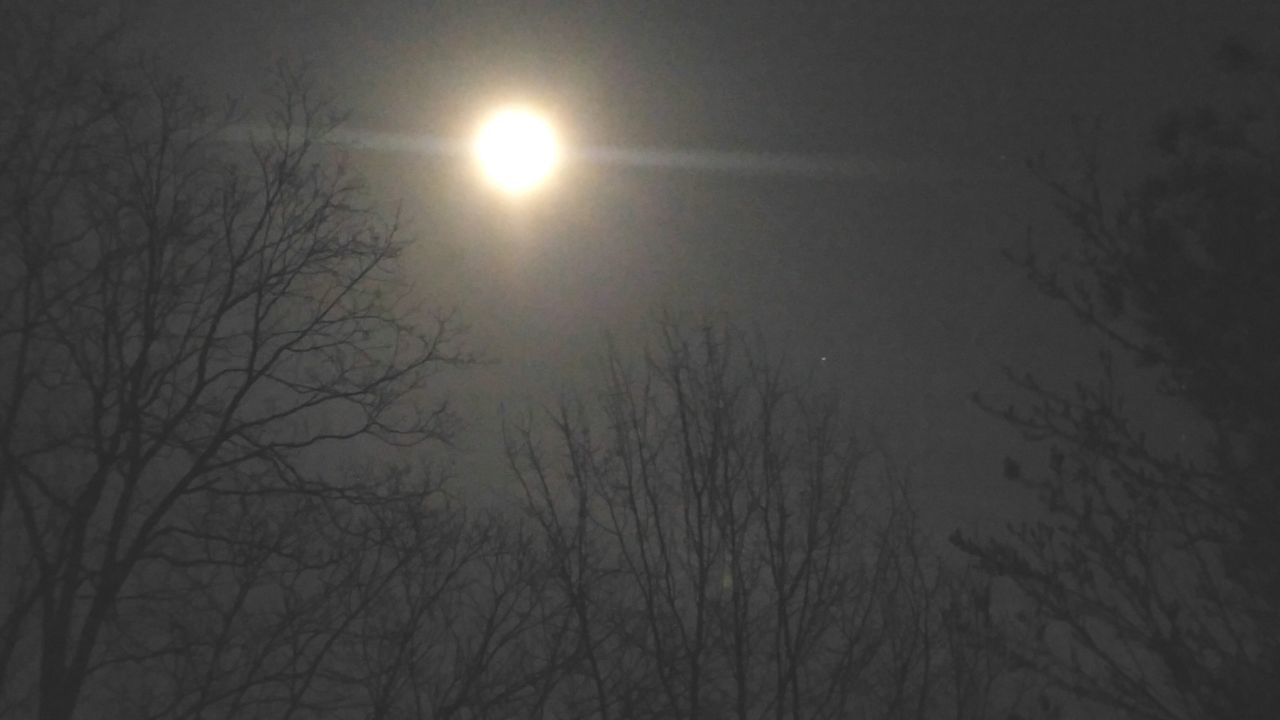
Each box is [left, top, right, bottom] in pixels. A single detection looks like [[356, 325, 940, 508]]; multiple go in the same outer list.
[[223, 125, 938, 181]]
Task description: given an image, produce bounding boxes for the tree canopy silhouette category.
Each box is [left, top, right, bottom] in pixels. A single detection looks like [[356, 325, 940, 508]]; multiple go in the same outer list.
[[506, 322, 1023, 719], [0, 5, 485, 718], [955, 43, 1280, 720]]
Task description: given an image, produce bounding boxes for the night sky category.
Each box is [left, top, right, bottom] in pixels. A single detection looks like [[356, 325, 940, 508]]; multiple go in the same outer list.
[[143, 0, 1279, 526]]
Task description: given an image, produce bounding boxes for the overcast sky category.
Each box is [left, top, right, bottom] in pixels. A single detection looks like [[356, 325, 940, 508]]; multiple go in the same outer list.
[[143, 0, 1280, 528]]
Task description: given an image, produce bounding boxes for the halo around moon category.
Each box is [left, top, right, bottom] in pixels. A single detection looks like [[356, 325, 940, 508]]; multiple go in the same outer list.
[[472, 107, 560, 195]]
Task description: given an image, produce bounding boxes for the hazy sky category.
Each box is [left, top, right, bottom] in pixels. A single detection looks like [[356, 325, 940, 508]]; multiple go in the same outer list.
[[144, 1, 1279, 527]]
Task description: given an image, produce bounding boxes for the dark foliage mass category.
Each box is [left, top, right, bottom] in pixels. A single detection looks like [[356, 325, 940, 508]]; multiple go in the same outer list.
[[955, 46, 1280, 720], [2, 4, 1276, 720]]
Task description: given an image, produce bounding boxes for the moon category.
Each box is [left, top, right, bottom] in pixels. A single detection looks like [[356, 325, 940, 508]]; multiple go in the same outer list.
[[472, 107, 560, 195]]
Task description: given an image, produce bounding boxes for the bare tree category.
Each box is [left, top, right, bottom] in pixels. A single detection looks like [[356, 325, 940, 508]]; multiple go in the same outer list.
[[954, 43, 1280, 720], [0, 5, 481, 718], [309, 489, 557, 720], [507, 322, 973, 720]]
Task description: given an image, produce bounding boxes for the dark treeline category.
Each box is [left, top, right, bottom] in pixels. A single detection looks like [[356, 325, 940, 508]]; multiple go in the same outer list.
[[1, 4, 1276, 719]]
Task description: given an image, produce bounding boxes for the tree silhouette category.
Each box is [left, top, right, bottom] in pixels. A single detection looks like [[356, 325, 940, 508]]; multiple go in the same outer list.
[[0, 6, 485, 718], [954, 44, 1280, 720], [507, 321, 1015, 719]]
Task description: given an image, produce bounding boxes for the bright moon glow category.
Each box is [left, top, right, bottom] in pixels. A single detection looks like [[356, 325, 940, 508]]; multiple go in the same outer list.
[[473, 107, 559, 195]]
